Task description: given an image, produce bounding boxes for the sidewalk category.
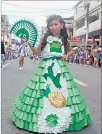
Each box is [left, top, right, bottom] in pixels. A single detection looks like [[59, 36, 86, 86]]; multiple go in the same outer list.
[[68, 62, 101, 69], [1, 59, 13, 69]]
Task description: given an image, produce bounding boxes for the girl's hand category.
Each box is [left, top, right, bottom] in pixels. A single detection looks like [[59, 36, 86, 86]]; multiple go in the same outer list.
[[61, 54, 68, 61], [28, 42, 32, 47]]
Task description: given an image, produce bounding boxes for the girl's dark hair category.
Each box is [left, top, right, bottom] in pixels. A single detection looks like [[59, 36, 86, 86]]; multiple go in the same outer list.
[[41, 15, 70, 54]]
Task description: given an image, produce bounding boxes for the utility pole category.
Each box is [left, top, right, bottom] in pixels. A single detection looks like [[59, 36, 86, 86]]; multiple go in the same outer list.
[[85, 2, 90, 47]]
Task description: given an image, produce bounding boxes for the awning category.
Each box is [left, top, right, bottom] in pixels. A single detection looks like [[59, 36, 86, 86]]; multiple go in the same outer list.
[[69, 42, 78, 47], [69, 39, 80, 45]]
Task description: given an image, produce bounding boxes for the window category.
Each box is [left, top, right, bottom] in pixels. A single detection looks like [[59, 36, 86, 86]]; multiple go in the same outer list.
[[75, 18, 85, 30], [89, 9, 100, 24]]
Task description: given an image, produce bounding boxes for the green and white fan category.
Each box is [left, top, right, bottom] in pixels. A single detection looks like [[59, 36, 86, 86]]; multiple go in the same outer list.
[[10, 19, 41, 47]]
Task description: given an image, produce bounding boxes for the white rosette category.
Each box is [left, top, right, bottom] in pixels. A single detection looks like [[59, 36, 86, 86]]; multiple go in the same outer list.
[[38, 104, 72, 134], [47, 36, 54, 44]]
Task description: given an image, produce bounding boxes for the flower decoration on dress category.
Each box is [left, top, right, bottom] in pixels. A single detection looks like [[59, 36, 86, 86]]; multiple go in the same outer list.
[[41, 84, 67, 108], [45, 113, 59, 127], [38, 106, 72, 134], [48, 92, 66, 108], [47, 36, 54, 44]]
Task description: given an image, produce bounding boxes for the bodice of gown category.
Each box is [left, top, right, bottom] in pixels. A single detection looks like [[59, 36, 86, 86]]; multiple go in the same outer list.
[[42, 36, 64, 58]]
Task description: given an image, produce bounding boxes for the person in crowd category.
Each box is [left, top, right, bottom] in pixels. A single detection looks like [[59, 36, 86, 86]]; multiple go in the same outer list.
[[93, 45, 99, 67], [73, 51, 77, 64], [79, 48, 84, 65], [1, 41, 5, 68], [83, 47, 88, 66], [98, 46, 102, 68]]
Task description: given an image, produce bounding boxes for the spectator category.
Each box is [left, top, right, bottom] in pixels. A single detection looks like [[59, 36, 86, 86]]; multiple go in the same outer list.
[[79, 48, 84, 65], [83, 48, 88, 66], [1, 41, 5, 68], [73, 52, 77, 64], [98, 46, 102, 68]]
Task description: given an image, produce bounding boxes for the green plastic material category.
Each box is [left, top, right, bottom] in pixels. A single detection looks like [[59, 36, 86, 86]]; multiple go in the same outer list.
[[11, 57, 91, 133], [10, 20, 38, 47]]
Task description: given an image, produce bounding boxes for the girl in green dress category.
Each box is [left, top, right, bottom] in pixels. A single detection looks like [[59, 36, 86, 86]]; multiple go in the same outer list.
[[11, 15, 91, 134]]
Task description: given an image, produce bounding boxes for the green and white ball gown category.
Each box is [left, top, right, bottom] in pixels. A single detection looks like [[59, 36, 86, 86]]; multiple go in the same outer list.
[[11, 36, 91, 134]]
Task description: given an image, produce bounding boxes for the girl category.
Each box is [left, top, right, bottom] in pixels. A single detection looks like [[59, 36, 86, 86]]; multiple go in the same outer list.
[[18, 37, 26, 70], [11, 15, 91, 133]]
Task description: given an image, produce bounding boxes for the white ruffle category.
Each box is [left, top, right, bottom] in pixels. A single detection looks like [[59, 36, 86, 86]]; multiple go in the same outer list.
[[46, 36, 62, 44], [38, 100, 72, 134]]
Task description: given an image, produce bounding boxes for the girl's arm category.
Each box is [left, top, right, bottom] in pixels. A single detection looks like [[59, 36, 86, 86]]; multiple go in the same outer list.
[[67, 45, 75, 58], [28, 36, 43, 56], [28, 43, 41, 56], [62, 45, 75, 61]]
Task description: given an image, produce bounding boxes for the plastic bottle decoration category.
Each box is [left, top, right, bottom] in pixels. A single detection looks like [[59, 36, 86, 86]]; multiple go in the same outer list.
[[10, 19, 41, 47]]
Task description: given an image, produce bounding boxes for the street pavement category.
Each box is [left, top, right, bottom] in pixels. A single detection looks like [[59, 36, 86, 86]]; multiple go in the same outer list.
[[1, 59, 101, 134]]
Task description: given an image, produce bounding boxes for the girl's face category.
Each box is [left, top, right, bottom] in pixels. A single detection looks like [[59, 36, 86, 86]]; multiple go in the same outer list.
[[48, 19, 63, 37]]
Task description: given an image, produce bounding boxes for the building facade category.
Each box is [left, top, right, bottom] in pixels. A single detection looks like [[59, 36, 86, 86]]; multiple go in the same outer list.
[[73, 0, 102, 46], [1, 15, 11, 48]]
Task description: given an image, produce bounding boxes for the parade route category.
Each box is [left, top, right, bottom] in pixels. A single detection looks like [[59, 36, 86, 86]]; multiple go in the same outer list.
[[1, 59, 89, 87], [1, 60, 14, 69], [74, 79, 88, 87]]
